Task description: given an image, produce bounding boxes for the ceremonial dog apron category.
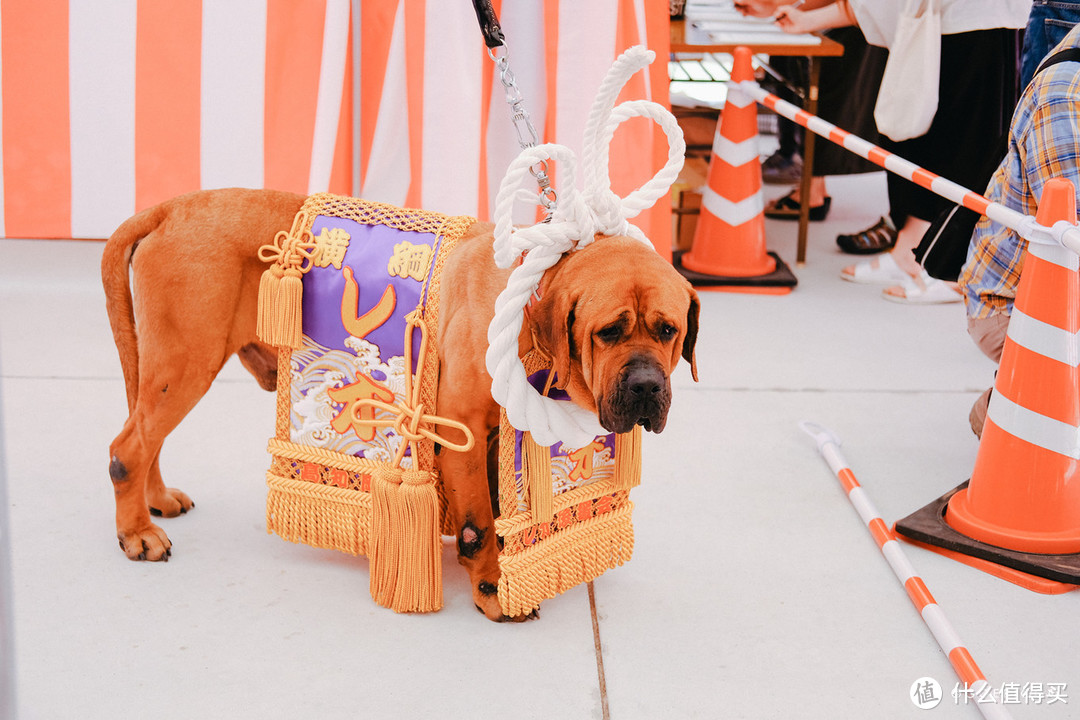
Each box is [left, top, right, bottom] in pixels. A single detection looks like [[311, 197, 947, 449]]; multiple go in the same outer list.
[[258, 193, 639, 616]]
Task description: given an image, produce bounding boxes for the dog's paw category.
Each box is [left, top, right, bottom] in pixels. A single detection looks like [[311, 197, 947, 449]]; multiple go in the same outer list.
[[147, 487, 194, 518], [117, 523, 172, 562], [473, 603, 539, 623], [472, 586, 539, 623]]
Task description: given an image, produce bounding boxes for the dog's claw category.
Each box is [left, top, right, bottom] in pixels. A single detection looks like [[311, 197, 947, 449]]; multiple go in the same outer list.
[[117, 524, 172, 562], [146, 488, 194, 519]]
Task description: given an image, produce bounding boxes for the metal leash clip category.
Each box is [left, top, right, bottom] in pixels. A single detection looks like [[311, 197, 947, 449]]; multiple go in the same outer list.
[[473, 0, 557, 220]]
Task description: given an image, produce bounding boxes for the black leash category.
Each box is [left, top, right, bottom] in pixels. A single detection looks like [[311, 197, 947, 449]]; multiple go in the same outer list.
[[471, 0, 505, 49]]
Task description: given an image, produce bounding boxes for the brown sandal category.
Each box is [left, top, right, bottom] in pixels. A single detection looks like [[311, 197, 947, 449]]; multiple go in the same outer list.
[[836, 216, 897, 255]]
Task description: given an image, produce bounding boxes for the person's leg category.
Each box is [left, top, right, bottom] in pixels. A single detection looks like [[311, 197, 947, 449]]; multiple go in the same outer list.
[[769, 175, 827, 205], [879, 216, 964, 301], [966, 313, 1010, 437], [840, 215, 926, 280], [762, 55, 805, 185]]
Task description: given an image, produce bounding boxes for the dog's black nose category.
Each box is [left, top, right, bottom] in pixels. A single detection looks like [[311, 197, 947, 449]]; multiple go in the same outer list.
[[601, 358, 672, 435], [624, 364, 663, 397]]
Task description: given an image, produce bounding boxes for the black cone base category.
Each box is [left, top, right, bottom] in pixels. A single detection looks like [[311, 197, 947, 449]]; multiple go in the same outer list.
[[894, 481, 1080, 585], [673, 251, 797, 290]]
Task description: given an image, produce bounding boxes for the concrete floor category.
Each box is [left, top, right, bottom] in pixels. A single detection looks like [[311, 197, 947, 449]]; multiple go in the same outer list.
[[1, 171, 1076, 719]]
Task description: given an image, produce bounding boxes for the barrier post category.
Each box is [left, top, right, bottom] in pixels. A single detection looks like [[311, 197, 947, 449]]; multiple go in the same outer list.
[[675, 47, 796, 293], [895, 178, 1080, 593]]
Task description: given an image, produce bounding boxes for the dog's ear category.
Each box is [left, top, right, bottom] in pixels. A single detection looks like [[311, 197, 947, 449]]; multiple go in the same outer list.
[[683, 289, 700, 382], [528, 287, 576, 391]]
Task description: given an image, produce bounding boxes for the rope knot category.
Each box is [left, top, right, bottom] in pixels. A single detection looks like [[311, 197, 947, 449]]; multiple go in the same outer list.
[[345, 316, 475, 468], [486, 45, 685, 447]]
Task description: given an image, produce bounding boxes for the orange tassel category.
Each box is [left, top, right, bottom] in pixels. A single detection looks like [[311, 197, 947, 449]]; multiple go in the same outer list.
[[523, 433, 554, 523], [369, 466, 443, 613], [614, 426, 642, 489]]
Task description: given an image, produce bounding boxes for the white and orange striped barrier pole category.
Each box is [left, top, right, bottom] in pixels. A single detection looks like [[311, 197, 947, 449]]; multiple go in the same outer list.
[[677, 47, 796, 293], [738, 50, 1080, 588], [799, 422, 1013, 720], [729, 74, 1080, 257]]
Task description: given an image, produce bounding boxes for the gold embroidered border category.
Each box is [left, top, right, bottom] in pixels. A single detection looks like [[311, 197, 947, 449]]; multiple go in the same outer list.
[[267, 196, 475, 556], [277, 194, 475, 475]]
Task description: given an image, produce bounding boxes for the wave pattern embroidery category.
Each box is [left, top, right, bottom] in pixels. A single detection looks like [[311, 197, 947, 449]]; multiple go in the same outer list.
[[290, 335, 412, 466]]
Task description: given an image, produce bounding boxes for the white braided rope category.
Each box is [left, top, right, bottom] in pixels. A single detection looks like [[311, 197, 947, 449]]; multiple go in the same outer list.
[[485, 45, 686, 448]]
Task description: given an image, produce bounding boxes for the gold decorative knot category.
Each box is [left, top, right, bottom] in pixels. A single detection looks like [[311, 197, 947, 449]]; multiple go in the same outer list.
[[350, 397, 473, 462], [258, 211, 318, 277], [348, 309, 475, 468]]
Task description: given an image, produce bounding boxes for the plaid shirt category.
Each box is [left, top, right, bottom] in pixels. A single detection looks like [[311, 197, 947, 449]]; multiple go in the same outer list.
[[960, 23, 1080, 319]]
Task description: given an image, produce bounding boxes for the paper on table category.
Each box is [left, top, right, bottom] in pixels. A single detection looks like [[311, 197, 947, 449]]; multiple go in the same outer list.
[[705, 30, 822, 45]]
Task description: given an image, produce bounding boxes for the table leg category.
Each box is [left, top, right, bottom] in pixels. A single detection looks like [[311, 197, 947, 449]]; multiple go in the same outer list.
[[795, 57, 821, 266]]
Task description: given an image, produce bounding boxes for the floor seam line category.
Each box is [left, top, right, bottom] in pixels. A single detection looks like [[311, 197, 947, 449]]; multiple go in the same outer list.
[[587, 581, 610, 720]]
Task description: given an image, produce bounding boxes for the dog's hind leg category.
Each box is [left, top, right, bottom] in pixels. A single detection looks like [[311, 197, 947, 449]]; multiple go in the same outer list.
[[110, 354, 218, 561], [146, 451, 193, 518]]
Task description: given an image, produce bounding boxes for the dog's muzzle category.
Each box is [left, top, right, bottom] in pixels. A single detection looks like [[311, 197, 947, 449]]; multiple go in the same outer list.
[[600, 356, 672, 435]]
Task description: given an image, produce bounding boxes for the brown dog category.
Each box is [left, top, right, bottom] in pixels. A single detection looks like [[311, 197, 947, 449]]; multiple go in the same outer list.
[[102, 187, 699, 621]]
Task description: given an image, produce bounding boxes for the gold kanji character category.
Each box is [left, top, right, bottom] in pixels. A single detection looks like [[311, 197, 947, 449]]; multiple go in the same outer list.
[[567, 439, 607, 482], [312, 227, 351, 269], [386, 240, 433, 281], [327, 373, 395, 442]]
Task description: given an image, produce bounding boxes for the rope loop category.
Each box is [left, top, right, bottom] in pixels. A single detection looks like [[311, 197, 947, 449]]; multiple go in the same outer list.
[[486, 44, 685, 447]]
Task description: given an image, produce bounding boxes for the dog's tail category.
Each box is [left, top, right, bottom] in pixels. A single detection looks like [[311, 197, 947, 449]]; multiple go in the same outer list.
[[101, 202, 169, 413]]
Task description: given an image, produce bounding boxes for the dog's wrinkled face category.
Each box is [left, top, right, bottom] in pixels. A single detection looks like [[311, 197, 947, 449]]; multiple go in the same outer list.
[[528, 235, 700, 435]]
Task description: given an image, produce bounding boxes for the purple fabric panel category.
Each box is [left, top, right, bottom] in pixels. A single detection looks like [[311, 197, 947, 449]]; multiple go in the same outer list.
[[302, 215, 437, 368]]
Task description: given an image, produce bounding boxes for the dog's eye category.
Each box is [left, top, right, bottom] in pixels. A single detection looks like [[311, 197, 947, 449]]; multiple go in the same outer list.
[[658, 323, 678, 341], [596, 325, 622, 343]]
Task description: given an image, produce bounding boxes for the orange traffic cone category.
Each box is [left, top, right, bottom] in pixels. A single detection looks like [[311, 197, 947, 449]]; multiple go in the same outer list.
[[895, 178, 1080, 593], [675, 46, 796, 293]]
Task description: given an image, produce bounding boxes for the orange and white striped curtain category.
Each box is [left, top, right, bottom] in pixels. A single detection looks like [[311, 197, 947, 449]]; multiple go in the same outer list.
[[0, 0, 672, 254]]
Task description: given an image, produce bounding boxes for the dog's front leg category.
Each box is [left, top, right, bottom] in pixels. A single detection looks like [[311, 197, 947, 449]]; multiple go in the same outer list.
[[439, 429, 528, 622]]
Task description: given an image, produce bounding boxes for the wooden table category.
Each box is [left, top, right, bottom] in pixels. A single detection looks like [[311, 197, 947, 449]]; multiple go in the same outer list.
[[671, 18, 844, 265]]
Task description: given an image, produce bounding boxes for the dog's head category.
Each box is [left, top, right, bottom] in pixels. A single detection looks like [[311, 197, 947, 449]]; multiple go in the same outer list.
[[528, 235, 700, 435]]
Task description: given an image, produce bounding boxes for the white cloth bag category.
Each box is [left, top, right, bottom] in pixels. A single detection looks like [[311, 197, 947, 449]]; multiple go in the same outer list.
[[873, 0, 942, 141]]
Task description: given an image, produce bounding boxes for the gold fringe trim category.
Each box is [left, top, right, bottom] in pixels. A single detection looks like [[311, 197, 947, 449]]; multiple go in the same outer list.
[[614, 426, 642, 489], [497, 502, 635, 618], [369, 467, 443, 613], [265, 472, 369, 555], [522, 432, 554, 524]]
